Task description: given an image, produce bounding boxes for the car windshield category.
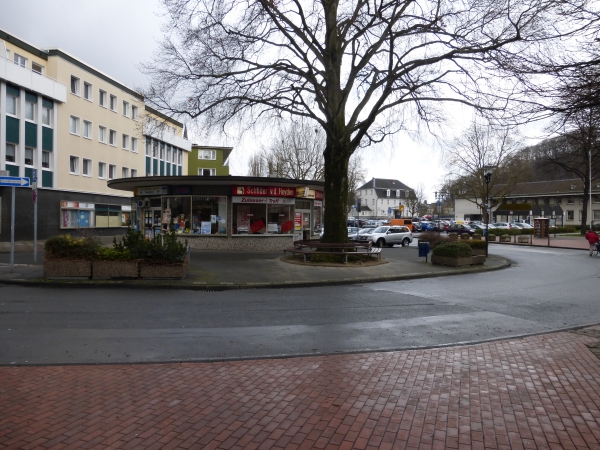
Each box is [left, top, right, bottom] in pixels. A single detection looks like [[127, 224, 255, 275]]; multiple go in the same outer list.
[[373, 227, 388, 233], [348, 227, 358, 233], [358, 228, 372, 235]]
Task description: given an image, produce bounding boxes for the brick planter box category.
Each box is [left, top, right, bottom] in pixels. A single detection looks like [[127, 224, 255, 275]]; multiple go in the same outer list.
[[92, 260, 139, 279], [487, 235, 497, 241], [44, 259, 91, 278], [472, 248, 486, 256], [471, 255, 486, 265], [431, 255, 473, 267], [139, 258, 189, 279], [499, 235, 511, 242], [517, 235, 530, 243]]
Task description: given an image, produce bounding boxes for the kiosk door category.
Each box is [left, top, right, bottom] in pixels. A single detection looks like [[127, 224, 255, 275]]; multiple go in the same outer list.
[[143, 208, 162, 239]]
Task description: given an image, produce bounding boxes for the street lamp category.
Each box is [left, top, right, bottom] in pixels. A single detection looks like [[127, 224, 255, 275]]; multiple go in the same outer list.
[[483, 166, 495, 257], [434, 191, 448, 233]]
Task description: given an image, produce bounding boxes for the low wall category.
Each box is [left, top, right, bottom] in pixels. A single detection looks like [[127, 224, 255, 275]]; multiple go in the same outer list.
[[181, 235, 294, 251]]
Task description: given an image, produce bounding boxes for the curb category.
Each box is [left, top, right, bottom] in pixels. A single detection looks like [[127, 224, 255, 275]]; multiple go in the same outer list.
[[0, 257, 512, 291]]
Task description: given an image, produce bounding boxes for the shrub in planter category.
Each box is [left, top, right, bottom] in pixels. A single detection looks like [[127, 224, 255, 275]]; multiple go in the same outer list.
[[418, 231, 450, 248], [520, 228, 534, 235], [44, 235, 101, 278], [488, 234, 497, 241], [499, 234, 511, 242], [431, 242, 474, 266], [517, 235, 530, 243], [459, 233, 471, 240], [472, 235, 482, 240], [448, 232, 459, 241], [92, 247, 138, 279]]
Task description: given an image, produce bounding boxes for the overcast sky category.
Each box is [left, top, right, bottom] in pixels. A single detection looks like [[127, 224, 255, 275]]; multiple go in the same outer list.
[[2, 0, 541, 206]]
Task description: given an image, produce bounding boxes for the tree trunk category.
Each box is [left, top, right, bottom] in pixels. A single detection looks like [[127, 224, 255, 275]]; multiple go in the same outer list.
[[321, 140, 351, 243]]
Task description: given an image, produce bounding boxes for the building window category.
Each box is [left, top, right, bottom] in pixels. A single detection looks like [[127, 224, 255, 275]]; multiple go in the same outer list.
[[145, 139, 151, 156], [386, 189, 390, 197], [83, 82, 92, 101], [198, 150, 216, 160], [593, 195, 600, 204], [24, 147, 34, 166], [109, 164, 117, 180], [5, 144, 16, 163], [131, 169, 137, 177], [25, 99, 36, 122], [178, 149, 182, 164], [99, 90, 107, 107], [98, 162, 106, 179], [122, 167, 129, 178], [42, 151, 50, 168], [566, 210, 574, 221], [122, 134, 129, 150], [163, 196, 227, 235], [42, 105, 52, 126], [131, 105, 138, 120], [31, 62, 44, 75], [109, 130, 117, 146], [6, 93, 17, 116], [567, 197, 574, 205], [82, 159, 92, 176], [131, 137, 138, 153], [171, 147, 176, 163], [199, 168, 216, 176], [232, 200, 295, 235], [69, 156, 80, 174], [594, 210, 600, 221], [83, 120, 92, 139], [70, 116, 80, 135], [122, 101, 129, 117], [160, 143, 165, 160], [14, 53, 27, 68], [98, 126, 107, 143], [109, 95, 117, 111], [70, 76, 80, 95]]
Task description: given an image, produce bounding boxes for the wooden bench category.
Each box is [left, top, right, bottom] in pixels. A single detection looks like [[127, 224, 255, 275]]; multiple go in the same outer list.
[[283, 241, 382, 263]]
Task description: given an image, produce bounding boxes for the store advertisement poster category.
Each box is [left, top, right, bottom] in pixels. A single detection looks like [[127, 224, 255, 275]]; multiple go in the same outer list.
[[201, 221, 212, 234], [250, 220, 265, 233], [281, 220, 294, 233], [294, 212, 302, 230]]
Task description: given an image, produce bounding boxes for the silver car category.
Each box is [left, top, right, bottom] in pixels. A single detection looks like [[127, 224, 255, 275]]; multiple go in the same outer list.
[[369, 226, 413, 248]]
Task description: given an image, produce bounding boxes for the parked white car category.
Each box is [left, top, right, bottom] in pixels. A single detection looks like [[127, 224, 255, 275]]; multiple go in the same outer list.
[[494, 222, 513, 229], [369, 226, 413, 248]]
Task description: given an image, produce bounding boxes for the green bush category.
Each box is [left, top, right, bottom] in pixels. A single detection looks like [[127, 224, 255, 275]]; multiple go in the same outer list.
[[432, 242, 473, 258], [418, 231, 449, 248], [45, 234, 101, 259], [95, 247, 133, 261], [554, 226, 576, 233], [113, 228, 188, 263], [465, 240, 486, 249]]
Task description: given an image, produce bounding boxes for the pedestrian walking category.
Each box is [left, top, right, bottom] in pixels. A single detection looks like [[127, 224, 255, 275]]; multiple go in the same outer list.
[[585, 228, 600, 256]]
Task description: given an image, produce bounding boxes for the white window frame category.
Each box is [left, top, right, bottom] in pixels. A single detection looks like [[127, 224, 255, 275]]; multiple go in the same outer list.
[[6, 94, 17, 116], [122, 134, 129, 150], [24, 147, 34, 166], [14, 53, 27, 68], [83, 120, 92, 139], [98, 162, 107, 179], [83, 82, 93, 101], [5, 143, 17, 163], [122, 101, 129, 117], [109, 94, 117, 111], [69, 156, 80, 175], [198, 150, 216, 160], [566, 210, 574, 221], [198, 168, 216, 176], [122, 167, 129, 178], [99, 90, 107, 107], [98, 126, 107, 144], [131, 137, 138, 153], [131, 105, 138, 120], [108, 164, 117, 180], [70, 76, 80, 95], [131, 169, 138, 177], [82, 158, 92, 177], [69, 116, 80, 135], [31, 62, 44, 75], [109, 129, 117, 147], [42, 150, 51, 169], [42, 105, 52, 126], [25, 100, 36, 122]]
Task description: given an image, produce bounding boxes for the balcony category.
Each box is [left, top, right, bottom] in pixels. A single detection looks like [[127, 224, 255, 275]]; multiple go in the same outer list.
[[0, 55, 66, 103]]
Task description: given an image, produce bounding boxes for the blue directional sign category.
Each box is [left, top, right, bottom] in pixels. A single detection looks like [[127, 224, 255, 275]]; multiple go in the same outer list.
[[0, 176, 30, 188]]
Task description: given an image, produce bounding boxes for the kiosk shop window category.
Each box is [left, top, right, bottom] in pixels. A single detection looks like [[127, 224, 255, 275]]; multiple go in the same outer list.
[[233, 203, 267, 234], [313, 201, 323, 234], [161, 196, 226, 235], [60, 201, 130, 229], [266, 204, 294, 234]]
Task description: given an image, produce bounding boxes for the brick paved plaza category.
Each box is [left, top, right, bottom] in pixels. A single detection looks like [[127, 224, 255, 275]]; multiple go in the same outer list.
[[2, 329, 600, 449]]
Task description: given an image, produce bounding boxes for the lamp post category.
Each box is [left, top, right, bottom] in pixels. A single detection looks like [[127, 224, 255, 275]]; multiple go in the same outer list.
[[483, 167, 494, 257], [434, 191, 448, 233]]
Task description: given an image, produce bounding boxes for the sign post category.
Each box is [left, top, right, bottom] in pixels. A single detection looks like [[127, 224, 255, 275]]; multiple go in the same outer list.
[[0, 176, 31, 272], [32, 169, 38, 263]]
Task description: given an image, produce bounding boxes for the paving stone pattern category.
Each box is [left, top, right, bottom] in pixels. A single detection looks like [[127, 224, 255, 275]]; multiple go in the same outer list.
[[1, 331, 600, 449]]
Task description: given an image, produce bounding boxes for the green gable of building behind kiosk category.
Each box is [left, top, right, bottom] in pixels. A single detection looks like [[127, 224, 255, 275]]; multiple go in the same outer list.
[[187, 146, 232, 176]]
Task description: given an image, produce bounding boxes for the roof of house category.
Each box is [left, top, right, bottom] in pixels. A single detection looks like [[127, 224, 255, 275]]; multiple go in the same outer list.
[[358, 178, 413, 198], [497, 178, 599, 197]]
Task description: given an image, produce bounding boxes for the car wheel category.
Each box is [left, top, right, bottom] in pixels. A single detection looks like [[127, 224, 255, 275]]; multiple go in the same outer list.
[[377, 238, 385, 248], [402, 238, 410, 247]]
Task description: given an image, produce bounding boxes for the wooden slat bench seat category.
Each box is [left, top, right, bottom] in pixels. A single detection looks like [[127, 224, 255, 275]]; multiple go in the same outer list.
[[284, 241, 382, 263]]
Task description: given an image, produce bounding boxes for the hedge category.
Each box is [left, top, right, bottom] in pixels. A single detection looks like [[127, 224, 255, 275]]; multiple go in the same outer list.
[[432, 242, 473, 258]]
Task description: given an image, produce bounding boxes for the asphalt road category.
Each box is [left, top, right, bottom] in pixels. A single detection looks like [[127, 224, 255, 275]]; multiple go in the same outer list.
[[1, 245, 599, 365]]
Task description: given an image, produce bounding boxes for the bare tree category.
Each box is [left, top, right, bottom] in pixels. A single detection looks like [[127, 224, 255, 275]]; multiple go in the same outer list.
[[144, 0, 593, 243], [443, 122, 525, 222], [404, 184, 426, 218]]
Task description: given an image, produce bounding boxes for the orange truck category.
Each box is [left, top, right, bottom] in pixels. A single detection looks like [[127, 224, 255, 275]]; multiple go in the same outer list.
[[390, 218, 415, 231]]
